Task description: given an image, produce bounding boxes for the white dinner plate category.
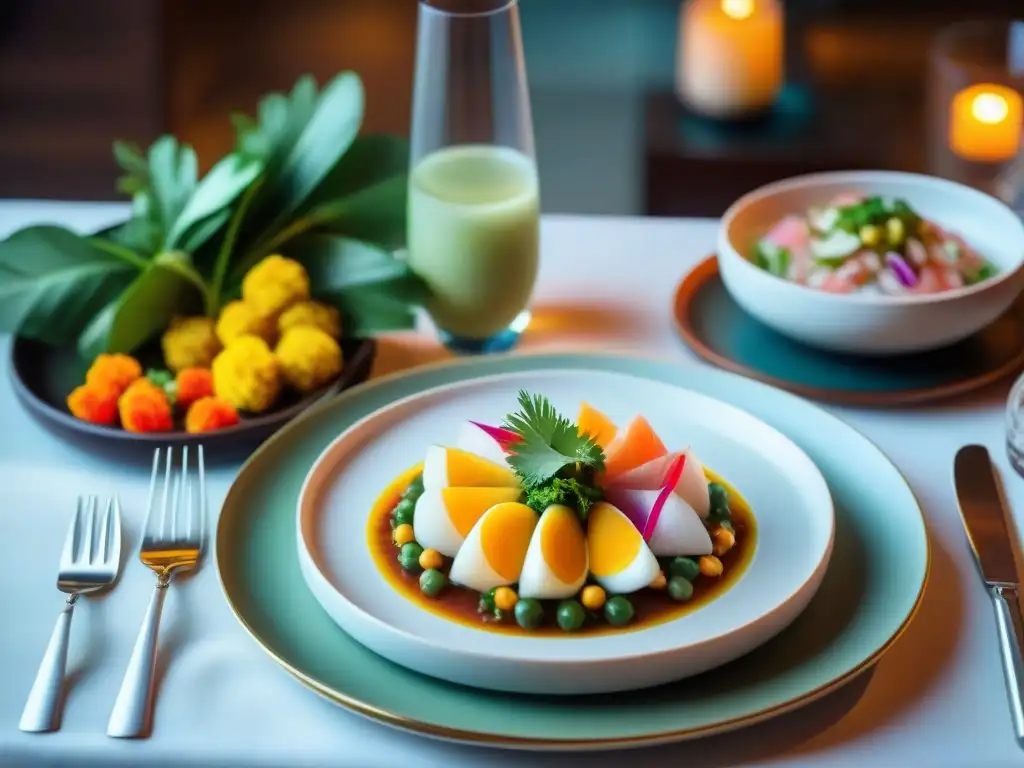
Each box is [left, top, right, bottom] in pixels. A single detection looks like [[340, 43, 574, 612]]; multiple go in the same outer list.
[[296, 369, 835, 695]]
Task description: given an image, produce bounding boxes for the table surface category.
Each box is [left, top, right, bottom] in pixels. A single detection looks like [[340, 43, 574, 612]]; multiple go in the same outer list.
[[1, 201, 1021, 768]]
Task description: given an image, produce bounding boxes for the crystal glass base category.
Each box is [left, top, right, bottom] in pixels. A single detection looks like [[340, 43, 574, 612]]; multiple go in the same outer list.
[[437, 310, 531, 355]]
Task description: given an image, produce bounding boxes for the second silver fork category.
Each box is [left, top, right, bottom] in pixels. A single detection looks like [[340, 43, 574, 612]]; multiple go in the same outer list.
[[19, 496, 122, 733], [107, 445, 205, 739]]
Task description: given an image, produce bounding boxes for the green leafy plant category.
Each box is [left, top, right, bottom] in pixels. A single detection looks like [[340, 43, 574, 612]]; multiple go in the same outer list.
[[0, 71, 424, 360], [502, 390, 605, 519]]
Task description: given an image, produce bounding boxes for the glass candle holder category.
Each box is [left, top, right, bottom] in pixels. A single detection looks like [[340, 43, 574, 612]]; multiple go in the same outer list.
[[928, 20, 1024, 193], [676, 0, 785, 120]]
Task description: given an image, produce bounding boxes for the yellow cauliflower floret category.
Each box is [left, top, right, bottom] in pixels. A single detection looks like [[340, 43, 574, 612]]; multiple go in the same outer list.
[[278, 300, 342, 340], [211, 335, 282, 413], [242, 255, 310, 319], [216, 300, 276, 346], [161, 316, 221, 373], [275, 326, 344, 393]]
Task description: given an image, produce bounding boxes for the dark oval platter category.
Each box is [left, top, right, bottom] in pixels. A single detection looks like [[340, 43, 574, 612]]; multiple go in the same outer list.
[[9, 336, 376, 462]]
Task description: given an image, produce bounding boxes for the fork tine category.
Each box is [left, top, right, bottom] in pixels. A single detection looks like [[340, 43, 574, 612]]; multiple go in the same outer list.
[[84, 496, 97, 564], [143, 448, 161, 540], [160, 446, 173, 538], [198, 445, 207, 548], [110, 496, 122, 565], [98, 496, 113, 564], [183, 456, 194, 543], [61, 498, 83, 567]]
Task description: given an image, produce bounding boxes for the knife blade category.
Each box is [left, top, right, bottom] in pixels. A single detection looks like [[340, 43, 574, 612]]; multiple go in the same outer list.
[[954, 444, 1024, 747], [955, 444, 1019, 585]]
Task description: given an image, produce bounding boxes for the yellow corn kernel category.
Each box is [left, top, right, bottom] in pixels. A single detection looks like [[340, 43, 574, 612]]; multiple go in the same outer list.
[[649, 571, 667, 590], [699, 555, 724, 578], [859, 225, 880, 247], [393, 524, 415, 547], [712, 527, 736, 557], [418, 548, 443, 571], [494, 586, 518, 611], [581, 585, 607, 610], [886, 217, 905, 245]]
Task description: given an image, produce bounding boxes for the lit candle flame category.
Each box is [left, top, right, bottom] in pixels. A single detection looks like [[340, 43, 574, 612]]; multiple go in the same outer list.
[[720, 0, 755, 20], [971, 92, 1010, 125]]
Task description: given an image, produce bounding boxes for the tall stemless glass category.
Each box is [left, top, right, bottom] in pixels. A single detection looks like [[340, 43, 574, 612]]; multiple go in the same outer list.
[[408, 0, 539, 355]]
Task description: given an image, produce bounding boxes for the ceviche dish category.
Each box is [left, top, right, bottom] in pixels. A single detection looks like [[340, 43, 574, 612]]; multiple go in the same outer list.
[[751, 193, 997, 295], [368, 391, 756, 635]]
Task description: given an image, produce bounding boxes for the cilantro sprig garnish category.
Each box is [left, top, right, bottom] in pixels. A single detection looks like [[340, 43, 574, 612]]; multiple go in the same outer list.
[[501, 391, 605, 518]]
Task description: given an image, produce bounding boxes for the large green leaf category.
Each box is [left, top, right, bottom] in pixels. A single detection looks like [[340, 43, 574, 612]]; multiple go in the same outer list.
[[288, 233, 426, 334], [0, 227, 140, 346], [300, 133, 408, 214], [165, 152, 264, 251], [250, 72, 365, 246], [312, 174, 408, 249], [76, 252, 204, 360], [147, 135, 199, 246]]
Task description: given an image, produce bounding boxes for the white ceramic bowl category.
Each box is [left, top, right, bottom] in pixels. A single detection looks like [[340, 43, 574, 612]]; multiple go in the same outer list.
[[717, 171, 1024, 355], [296, 369, 834, 695]]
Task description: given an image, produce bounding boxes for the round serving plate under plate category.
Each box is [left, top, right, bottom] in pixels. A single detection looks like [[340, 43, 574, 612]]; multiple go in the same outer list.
[[673, 256, 1024, 407], [216, 352, 929, 750], [9, 336, 376, 459], [297, 369, 835, 695]]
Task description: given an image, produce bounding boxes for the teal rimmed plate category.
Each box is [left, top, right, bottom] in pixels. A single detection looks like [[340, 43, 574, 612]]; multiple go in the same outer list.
[[673, 257, 1024, 407], [216, 352, 929, 750]]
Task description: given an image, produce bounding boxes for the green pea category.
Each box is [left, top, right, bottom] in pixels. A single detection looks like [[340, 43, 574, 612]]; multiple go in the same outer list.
[[708, 482, 730, 521], [419, 568, 446, 597], [669, 556, 701, 582], [604, 596, 634, 626], [514, 598, 543, 629], [556, 600, 586, 632], [668, 576, 694, 602], [479, 588, 497, 614], [398, 542, 424, 573], [406, 474, 424, 493], [393, 498, 415, 526], [718, 519, 735, 535]]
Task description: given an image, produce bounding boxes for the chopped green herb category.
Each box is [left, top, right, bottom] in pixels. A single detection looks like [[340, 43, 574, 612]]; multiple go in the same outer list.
[[754, 241, 791, 277], [501, 390, 605, 487], [524, 477, 603, 518]]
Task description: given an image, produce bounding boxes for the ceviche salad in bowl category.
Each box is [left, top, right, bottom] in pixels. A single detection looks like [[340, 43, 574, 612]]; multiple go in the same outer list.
[[718, 171, 1024, 355]]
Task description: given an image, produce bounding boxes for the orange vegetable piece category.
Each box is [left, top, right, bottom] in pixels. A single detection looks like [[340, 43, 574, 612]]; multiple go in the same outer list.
[[66, 384, 120, 426], [119, 379, 173, 433], [185, 396, 240, 433], [85, 353, 142, 395], [577, 402, 617, 449], [602, 416, 667, 478], [175, 368, 214, 409]]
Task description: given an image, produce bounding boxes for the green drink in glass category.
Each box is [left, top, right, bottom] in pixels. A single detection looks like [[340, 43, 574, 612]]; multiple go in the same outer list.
[[408, 0, 538, 354]]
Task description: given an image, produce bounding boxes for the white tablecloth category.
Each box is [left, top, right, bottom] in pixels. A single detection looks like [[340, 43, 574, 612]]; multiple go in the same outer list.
[[0, 202, 1020, 767]]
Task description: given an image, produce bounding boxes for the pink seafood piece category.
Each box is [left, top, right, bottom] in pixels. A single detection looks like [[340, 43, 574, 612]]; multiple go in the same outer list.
[[607, 448, 711, 518], [828, 192, 865, 208], [819, 273, 857, 293], [911, 265, 960, 294], [763, 215, 813, 280], [606, 451, 684, 491]]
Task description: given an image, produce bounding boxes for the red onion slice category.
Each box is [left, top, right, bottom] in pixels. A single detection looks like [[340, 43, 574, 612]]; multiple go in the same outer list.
[[642, 454, 687, 542], [885, 251, 918, 288], [469, 421, 521, 452]]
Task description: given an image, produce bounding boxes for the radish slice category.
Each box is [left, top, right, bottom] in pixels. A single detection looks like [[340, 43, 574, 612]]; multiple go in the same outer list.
[[605, 482, 712, 556], [469, 421, 521, 450], [642, 454, 685, 541], [885, 251, 918, 288]]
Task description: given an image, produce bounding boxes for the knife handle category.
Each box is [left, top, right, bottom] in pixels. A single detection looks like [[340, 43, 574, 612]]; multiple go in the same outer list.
[[991, 585, 1024, 745]]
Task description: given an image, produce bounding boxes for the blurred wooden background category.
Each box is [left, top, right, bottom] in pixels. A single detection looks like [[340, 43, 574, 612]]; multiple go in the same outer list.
[[0, 0, 1020, 215]]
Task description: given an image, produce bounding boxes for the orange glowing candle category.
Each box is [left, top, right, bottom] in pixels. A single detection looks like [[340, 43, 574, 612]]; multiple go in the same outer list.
[[949, 83, 1023, 163], [677, 0, 784, 118]]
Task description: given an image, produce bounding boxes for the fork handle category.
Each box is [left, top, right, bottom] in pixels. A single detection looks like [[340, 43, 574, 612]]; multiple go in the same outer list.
[[107, 580, 168, 738], [19, 597, 77, 732]]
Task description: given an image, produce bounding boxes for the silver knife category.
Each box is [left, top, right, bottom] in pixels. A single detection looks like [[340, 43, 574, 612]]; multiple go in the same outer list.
[[955, 444, 1024, 746]]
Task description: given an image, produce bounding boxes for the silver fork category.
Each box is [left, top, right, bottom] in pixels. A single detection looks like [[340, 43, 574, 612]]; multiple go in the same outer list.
[[107, 446, 205, 739], [19, 496, 122, 733]]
